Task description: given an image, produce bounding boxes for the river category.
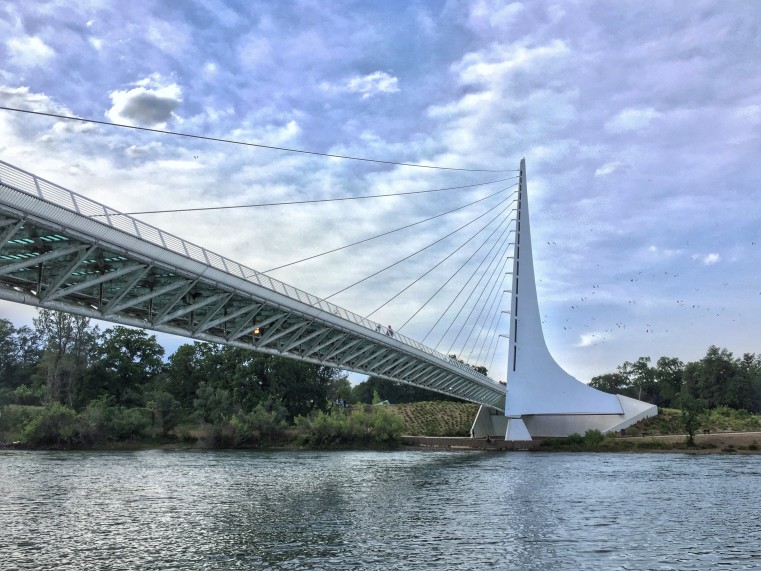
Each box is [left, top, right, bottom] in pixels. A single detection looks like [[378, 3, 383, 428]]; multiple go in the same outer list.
[[1, 449, 760, 570]]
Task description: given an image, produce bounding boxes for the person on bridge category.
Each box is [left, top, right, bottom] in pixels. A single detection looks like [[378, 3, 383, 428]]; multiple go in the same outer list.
[[386, 325, 394, 337]]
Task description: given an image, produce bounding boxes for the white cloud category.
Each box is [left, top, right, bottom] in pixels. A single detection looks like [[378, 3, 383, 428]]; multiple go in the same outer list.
[[469, 1, 524, 30], [605, 107, 660, 133], [702, 253, 720, 265], [692, 252, 721, 265], [576, 331, 610, 347], [6, 36, 55, 67], [455, 40, 570, 85], [322, 71, 400, 99], [106, 76, 182, 128], [594, 160, 628, 176], [648, 245, 683, 259]]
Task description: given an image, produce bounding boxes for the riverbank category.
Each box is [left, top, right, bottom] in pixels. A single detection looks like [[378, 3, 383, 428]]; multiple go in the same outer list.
[[4, 401, 761, 453], [4, 431, 761, 453], [401, 431, 761, 453]]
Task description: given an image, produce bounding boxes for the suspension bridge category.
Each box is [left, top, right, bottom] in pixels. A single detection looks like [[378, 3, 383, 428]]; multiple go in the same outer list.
[[0, 157, 655, 439]]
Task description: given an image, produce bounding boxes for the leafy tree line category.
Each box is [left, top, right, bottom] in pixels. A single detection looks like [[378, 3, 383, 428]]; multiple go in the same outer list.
[[0, 310, 409, 447], [589, 346, 761, 413]]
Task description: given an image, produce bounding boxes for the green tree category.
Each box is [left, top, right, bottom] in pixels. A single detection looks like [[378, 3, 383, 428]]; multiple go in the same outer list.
[[619, 357, 657, 403], [353, 376, 460, 404], [34, 309, 96, 405], [721, 352, 757, 411], [267, 359, 338, 420], [736, 353, 761, 413], [83, 327, 164, 407], [589, 372, 628, 394], [683, 346, 738, 409], [0, 318, 19, 385], [328, 374, 353, 404], [654, 356, 684, 408], [678, 393, 706, 445], [194, 382, 234, 424], [145, 390, 182, 435], [164, 343, 208, 410]]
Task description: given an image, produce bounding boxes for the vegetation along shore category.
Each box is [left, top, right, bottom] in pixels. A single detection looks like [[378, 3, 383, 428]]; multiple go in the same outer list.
[[1, 310, 760, 452]]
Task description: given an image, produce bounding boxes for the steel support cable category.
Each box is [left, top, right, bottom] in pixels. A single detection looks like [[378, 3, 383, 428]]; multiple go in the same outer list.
[[324, 192, 516, 301], [468, 268, 512, 364], [396, 211, 515, 333], [0, 106, 518, 173], [450, 250, 511, 360], [476, 289, 509, 368], [485, 295, 511, 377], [366, 200, 515, 320], [463, 278, 507, 365], [476, 210, 519, 370], [262, 183, 518, 273], [487, 333, 504, 380], [438, 233, 513, 354], [423, 220, 514, 345], [422, 226, 512, 347], [452, 244, 513, 359], [104, 176, 519, 216], [466, 271, 511, 364]]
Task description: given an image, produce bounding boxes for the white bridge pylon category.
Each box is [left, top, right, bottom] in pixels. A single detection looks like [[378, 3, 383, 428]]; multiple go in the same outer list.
[[472, 159, 657, 441]]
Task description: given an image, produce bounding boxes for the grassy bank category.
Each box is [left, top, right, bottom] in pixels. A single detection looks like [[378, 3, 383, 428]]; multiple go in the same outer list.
[[390, 401, 479, 436], [5, 400, 761, 452]]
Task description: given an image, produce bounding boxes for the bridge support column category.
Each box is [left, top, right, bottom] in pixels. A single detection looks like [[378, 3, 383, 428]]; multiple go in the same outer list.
[[505, 417, 532, 441], [471, 405, 508, 438]]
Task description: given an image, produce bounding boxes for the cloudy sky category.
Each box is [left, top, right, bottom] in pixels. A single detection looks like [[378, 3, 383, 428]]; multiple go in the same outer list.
[[1, 0, 760, 383]]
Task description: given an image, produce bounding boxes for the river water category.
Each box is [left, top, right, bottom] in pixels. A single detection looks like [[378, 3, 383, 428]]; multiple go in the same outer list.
[[1, 449, 760, 570]]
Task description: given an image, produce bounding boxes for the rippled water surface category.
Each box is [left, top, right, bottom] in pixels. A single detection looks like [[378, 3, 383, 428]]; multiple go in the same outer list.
[[1, 449, 760, 570]]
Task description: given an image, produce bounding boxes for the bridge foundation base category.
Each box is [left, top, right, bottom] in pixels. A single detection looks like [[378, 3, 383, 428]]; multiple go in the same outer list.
[[471, 405, 508, 439]]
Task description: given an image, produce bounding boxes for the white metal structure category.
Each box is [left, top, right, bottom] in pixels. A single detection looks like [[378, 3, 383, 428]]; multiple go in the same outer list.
[[472, 159, 657, 440], [0, 159, 504, 409]]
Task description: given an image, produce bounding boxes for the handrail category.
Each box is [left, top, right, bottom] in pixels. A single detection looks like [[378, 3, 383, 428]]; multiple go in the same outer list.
[[0, 159, 498, 386]]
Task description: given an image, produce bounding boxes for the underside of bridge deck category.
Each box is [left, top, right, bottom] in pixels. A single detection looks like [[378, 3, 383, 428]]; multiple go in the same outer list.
[[0, 160, 505, 410]]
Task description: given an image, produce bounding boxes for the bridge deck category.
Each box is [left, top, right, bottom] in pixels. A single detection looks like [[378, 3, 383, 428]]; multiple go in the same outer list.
[[0, 160, 505, 410]]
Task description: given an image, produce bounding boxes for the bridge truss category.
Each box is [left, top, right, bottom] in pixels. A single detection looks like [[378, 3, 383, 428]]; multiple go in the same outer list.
[[0, 159, 505, 410]]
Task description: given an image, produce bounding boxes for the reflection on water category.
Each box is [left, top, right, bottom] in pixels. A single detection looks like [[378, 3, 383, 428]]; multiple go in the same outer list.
[[1, 449, 760, 570]]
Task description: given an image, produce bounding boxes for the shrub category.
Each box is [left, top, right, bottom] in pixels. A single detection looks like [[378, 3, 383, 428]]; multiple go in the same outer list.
[[199, 422, 236, 448], [714, 406, 733, 418], [77, 399, 110, 444], [583, 429, 605, 448], [372, 407, 405, 445], [0, 404, 40, 440], [13, 384, 46, 406], [0, 387, 14, 407], [22, 403, 78, 446], [299, 407, 404, 448], [108, 407, 150, 440], [230, 402, 288, 444]]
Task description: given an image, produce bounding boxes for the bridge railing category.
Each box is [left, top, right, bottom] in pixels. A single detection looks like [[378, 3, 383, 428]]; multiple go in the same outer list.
[[0, 160, 495, 385]]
